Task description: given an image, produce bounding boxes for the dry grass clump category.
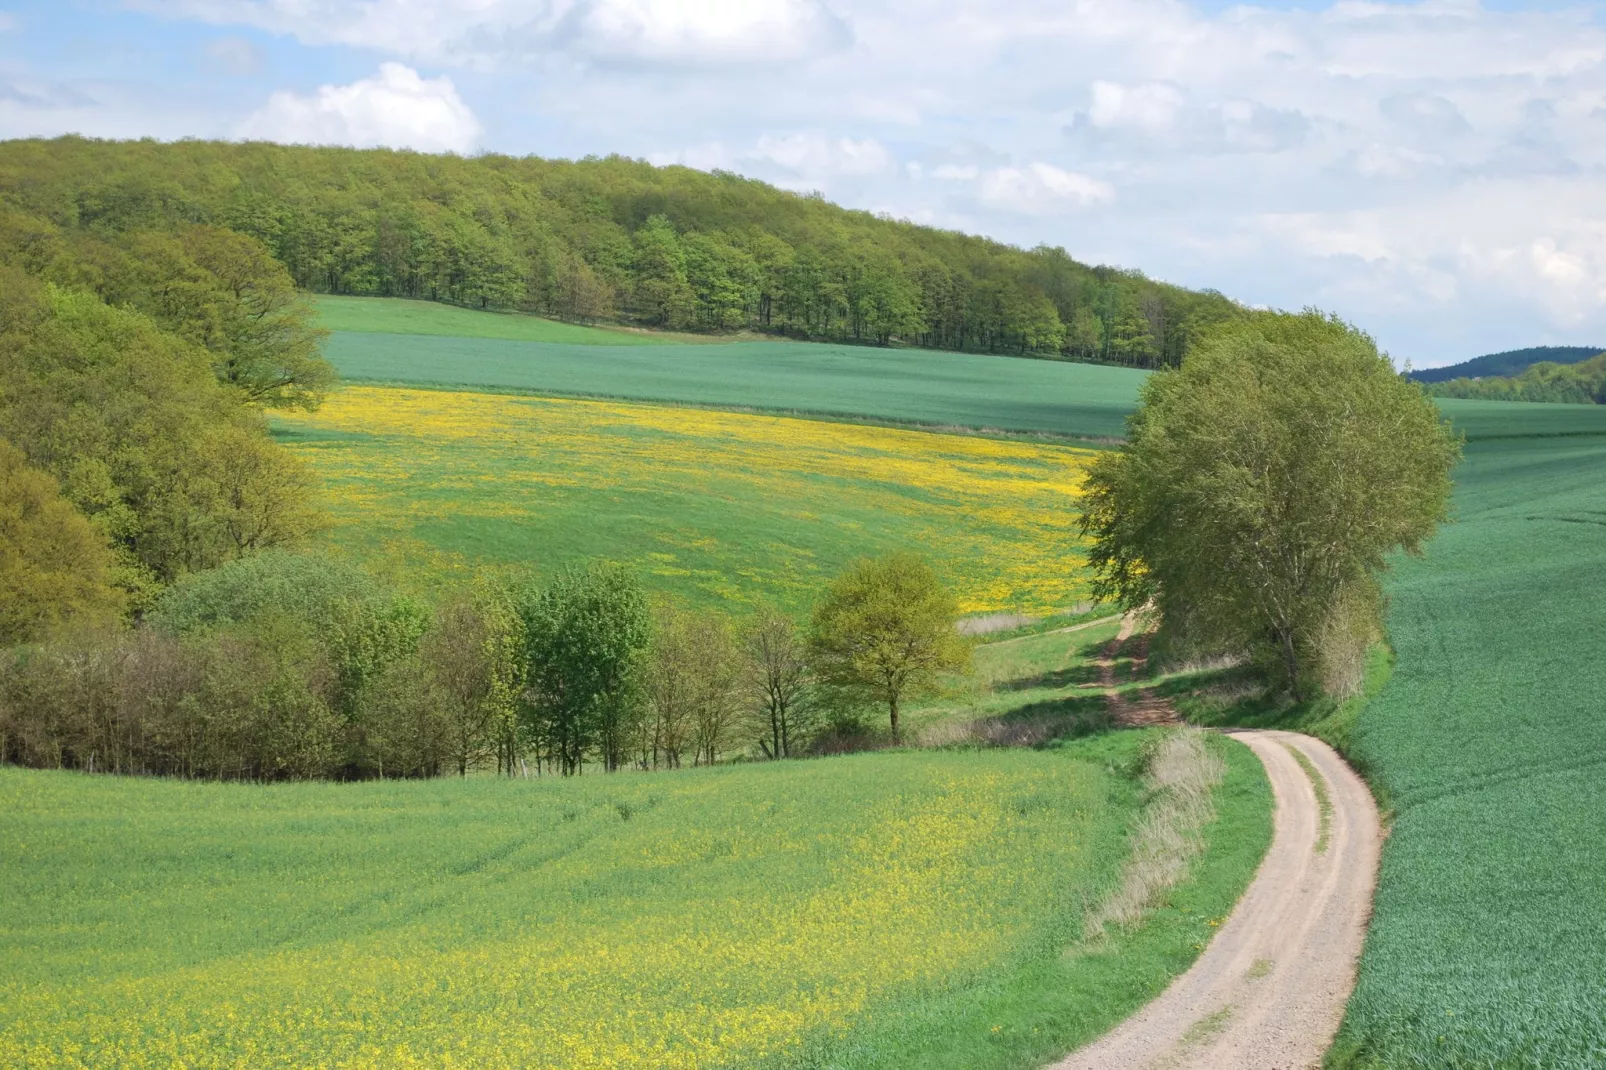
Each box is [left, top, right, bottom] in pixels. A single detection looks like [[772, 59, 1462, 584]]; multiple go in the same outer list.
[[957, 612, 1034, 637], [1083, 728, 1226, 940]]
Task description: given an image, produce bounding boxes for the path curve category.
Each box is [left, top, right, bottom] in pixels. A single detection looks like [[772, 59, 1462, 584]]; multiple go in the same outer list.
[[1054, 729, 1381, 1070]]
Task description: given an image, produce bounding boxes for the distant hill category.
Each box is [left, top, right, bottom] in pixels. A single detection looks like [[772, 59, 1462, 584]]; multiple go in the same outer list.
[[1410, 346, 1604, 383]]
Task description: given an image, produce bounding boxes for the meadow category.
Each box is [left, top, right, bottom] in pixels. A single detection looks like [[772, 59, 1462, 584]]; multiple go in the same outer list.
[[272, 387, 1098, 615], [1318, 420, 1606, 1067], [0, 731, 1271, 1070]]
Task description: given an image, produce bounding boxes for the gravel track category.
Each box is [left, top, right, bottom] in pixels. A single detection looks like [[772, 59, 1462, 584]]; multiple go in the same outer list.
[[1054, 729, 1381, 1070]]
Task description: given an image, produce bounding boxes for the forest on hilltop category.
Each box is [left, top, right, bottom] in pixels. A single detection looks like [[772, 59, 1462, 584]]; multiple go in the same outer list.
[[1425, 352, 1606, 405], [1408, 345, 1603, 384], [0, 137, 1241, 366]]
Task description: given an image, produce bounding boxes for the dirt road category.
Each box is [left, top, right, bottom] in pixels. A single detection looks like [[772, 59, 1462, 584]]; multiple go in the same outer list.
[[1055, 728, 1381, 1070]]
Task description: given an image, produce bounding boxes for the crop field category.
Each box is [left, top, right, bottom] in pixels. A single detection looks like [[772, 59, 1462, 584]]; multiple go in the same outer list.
[[315, 295, 689, 346], [1329, 419, 1606, 1066], [1433, 396, 1606, 441], [0, 731, 1271, 1070], [320, 300, 1606, 445], [272, 386, 1098, 614], [320, 329, 1144, 444]]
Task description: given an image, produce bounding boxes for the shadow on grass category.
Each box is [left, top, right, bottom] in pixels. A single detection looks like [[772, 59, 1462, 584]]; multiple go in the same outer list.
[[990, 634, 1118, 692], [918, 692, 1115, 750], [996, 664, 1106, 691]]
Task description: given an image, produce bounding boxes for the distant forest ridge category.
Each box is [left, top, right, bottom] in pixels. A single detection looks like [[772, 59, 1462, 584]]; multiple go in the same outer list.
[[1410, 345, 1605, 383], [0, 137, 1245, 368], [1424, 351, 1606, 406]]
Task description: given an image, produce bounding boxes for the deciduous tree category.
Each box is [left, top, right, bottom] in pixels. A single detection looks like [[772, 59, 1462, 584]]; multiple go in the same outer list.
[[0, 438, 124, 645], [1079, 310, 1462, 699], [519, 561, 650, 774], [808, 553, 969, 742], [743, 607, 814, 759]]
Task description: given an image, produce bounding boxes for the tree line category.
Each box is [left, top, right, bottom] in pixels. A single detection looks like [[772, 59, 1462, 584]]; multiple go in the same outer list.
[[0, 550, 969, 780], [0, 137, 1243, 367], [1424, 353, 1606, 405]]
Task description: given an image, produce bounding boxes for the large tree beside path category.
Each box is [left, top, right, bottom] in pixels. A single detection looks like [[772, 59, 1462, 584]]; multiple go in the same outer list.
[[1079, 309, 1462, 700]]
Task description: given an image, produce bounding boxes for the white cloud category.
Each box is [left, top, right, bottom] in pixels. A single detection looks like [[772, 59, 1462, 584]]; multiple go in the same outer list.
[[141, 0, 847, 67], [753, 132, 891, 176], [238, 63, 482, 153], [201, 35, 263, 76], [1264, 180, 1606, 326], [1087, 80, 1185, 133], [561, 0, 848, 64], [978, 163, 1114, 213], [114, 0, 1606, 363], [653, 132, 892, 189]]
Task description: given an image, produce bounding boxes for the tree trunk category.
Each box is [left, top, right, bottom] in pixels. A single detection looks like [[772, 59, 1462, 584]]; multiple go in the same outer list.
[[889, 695, 900, 744], [1279, 628, 1304, 702]]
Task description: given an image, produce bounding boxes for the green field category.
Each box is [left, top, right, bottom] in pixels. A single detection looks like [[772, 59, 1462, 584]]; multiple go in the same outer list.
[[316, 295, 690, 346], [0, 726, 1270, 1070], [1433, 396, 1606, 441], [321, 301, 1606, 445], [322, 332, 1145, 441], [1323, 418, 1606, 1067]]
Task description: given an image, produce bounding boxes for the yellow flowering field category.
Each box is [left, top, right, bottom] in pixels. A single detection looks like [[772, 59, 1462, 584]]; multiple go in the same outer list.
[[271, 386, 1096, 613], [0, 748, 1136, 1069]]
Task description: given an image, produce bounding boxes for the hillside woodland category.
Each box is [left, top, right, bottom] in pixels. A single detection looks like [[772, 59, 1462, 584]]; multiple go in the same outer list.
[[1426, 351, 1606, 404], [1408, 344, 1603, 383], [0, 137, 1241, 365]]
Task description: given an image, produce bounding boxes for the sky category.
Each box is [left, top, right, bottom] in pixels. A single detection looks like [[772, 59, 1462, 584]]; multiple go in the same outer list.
[[5, 1, 1606, 367]]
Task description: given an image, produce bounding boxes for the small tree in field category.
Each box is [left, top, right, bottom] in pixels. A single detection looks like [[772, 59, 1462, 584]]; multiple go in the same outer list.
[[808, 554, 969, 743], [519, 562, 650, 775], [743, 607, 814, 759], [1079, 310, 1461, 699], [646, 605, 740, 769]]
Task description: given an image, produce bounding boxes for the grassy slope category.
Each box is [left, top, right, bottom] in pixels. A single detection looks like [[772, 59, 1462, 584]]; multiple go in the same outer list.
[[315, 294, 692, 345], [1327, 413, 1606, 1068], [305, 298, 1606, 1063], [0, 730, 1269, 1070], [904, 618, 1128, 743]]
